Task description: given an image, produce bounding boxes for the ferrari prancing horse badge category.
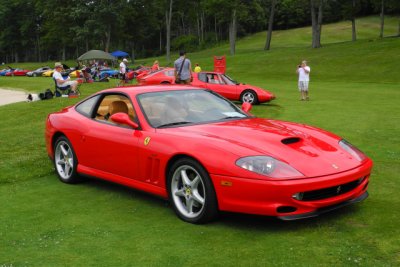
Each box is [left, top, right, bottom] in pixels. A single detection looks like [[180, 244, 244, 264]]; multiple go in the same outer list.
[[144, 137, 151, 146]]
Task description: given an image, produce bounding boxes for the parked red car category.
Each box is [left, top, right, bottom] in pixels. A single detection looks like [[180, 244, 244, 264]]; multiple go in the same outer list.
[[137, 68, 174, 85], [5, 68, 30, 76], [45, 85, 372, 224], [131, 66, 152, 79], [137, 69, 275, 104]]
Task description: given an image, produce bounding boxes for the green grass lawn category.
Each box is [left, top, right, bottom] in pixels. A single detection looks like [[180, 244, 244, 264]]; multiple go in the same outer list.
[[0, 17, 399, 266]]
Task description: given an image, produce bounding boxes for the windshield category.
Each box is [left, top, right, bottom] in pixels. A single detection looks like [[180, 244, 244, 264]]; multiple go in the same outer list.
[[138, 90, 249, 128], [222, 74, 238, 85], [146, 68, 166, 78]]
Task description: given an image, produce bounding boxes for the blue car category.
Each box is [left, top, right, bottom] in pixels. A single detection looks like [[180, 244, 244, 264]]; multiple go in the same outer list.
[[99, 69, 119, 79], [0, 69, 14, 76]]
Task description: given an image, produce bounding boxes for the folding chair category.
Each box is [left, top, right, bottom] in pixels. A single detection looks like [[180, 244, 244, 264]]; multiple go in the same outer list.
[[53, 78, 81, 97]]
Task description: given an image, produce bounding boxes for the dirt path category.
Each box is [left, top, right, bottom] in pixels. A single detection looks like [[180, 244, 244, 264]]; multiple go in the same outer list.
[[0, 88, 28, 106]]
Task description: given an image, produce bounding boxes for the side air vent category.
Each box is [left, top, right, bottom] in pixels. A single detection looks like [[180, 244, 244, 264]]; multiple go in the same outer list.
[[281, 137, 301, 145]]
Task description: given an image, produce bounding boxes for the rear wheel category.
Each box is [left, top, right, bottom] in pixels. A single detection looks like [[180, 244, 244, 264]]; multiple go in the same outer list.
[[53, 136, 81, 184], [240, 90, 259, 105], [167, 158, 218, 224]]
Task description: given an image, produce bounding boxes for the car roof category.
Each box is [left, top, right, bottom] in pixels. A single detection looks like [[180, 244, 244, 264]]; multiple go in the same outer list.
[[99, 85, 203, 97]]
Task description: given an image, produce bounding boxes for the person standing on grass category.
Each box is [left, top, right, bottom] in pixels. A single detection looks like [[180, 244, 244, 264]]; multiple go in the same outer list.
[[118, 58, 128, 87], [194, 63, 202, 73], [174, 50, 192, 84], [296, 60, 311, 101]]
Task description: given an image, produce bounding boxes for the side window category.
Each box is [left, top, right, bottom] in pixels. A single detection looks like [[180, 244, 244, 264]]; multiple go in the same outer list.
[[215, 74, 225, 85], [75, 95, 101, 117], [166, 70, 175, 76], [95, 94, 136, 125], [208, 74, 218, 84], [198, 73, 207, 82]]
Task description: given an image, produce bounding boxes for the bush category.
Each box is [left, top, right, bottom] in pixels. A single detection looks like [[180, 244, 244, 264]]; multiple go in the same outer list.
[[171, 35, 199, 53]]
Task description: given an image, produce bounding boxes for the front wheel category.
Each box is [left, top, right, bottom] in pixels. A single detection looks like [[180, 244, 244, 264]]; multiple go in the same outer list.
[[53, 136, 81, 184], [167, 158, 218, 224], [240, 90, 259, 105]]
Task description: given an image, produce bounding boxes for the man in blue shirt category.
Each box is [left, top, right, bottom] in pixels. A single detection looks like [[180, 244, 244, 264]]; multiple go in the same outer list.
[[174, 51, 192, 84]]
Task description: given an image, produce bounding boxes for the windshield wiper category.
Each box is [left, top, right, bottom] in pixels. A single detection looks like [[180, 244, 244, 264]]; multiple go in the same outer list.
[[221, 116, 244, 120], [157, 121, 192, 128]]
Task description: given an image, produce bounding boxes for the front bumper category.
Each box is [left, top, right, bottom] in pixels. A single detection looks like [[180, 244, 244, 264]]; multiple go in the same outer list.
[[278, 191, 368, 220], [211, 159, 372, 219]]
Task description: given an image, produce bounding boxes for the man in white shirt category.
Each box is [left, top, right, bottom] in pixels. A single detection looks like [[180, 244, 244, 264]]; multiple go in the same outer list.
[[296, 60, 311, 101], [53, 62, 78, 94], [118, 58, 128, 87]]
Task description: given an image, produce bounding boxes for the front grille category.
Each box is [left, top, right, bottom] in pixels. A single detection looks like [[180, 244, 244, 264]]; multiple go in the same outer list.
[[299, 177, 365, 201]]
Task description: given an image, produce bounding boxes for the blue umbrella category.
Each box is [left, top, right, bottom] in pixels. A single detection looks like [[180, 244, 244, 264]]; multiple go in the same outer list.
[[111, 50, 129, 57]]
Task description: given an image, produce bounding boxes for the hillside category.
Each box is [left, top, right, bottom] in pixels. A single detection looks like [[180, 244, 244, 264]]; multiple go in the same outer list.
[[183, 16, 400, 84], [5, 16, 399, 86]]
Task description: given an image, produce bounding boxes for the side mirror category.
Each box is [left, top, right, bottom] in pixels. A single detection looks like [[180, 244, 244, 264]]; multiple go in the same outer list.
[[241, 102, 252, 113], [110, 113, 138, 129]]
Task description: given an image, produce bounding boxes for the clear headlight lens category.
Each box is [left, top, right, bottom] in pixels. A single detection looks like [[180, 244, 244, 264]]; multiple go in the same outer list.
[[339, 140, 366, 162], [236, 156, 304, 178]]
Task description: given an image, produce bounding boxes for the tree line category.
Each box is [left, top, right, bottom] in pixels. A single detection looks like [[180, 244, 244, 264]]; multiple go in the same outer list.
[[0, 0, 399, 64]]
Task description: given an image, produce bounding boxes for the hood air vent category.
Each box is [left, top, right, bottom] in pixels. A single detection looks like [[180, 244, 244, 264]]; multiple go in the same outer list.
[[281, 137, 301, 145]]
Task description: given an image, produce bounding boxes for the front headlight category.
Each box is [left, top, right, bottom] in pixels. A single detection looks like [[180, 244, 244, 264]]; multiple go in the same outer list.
[[236, 156, 304, 178], [339, 140, 367, 162]]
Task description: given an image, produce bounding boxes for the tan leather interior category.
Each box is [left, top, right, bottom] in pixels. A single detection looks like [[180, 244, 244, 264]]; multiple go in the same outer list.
[[95, 95, 136, 123], [109, 100, 129, 116]]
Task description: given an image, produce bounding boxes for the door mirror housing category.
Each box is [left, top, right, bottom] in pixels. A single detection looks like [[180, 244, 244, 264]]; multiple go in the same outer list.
[[241, 102, 252, 113], [110, 113, 138, 129]]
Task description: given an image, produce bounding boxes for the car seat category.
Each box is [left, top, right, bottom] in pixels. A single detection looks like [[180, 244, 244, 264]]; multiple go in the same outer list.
[[109, 100, 129, 116]]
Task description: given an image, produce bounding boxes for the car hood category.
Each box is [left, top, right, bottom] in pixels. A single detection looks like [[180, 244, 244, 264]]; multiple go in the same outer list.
[[163, 118, 364, 177]]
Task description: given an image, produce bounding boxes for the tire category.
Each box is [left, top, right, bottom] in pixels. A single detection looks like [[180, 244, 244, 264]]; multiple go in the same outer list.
[[53, 136, 81, 184], [240, 90, 259, 105], [33, 73, 37, 77], [161, 81, 171, 84], [167, 158, 218, 224]]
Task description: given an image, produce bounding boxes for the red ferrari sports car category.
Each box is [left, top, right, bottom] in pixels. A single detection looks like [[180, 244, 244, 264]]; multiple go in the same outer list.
[[137, 69, 275, 104], [132, 66, 152, 79], [5, 68, 30, 76], [45, 85, 372, 224]]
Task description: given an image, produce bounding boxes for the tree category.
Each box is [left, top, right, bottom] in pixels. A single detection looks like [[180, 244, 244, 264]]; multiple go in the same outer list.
[[372, 0, 400, 38], [310, 0, 324, 48], [386, 0, 400, 36], [338, 0, 360, 41], [165, 0, 173, 62], [351, 0, 357, 41], [0, 0, 393, 63], [36, 0, 76, 61], [229, 8, 237, 55], [92, 0, 124, 52], [379, 0, 385, 38], [264, 0, 277, 50]]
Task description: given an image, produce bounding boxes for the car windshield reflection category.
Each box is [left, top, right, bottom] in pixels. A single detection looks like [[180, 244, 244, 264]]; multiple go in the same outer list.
[[223, 74, 239, 85], [138, 90, 248, 128]]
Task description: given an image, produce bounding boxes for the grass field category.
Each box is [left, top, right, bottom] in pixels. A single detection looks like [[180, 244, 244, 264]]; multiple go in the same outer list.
[[0, 17, 399, 266]]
